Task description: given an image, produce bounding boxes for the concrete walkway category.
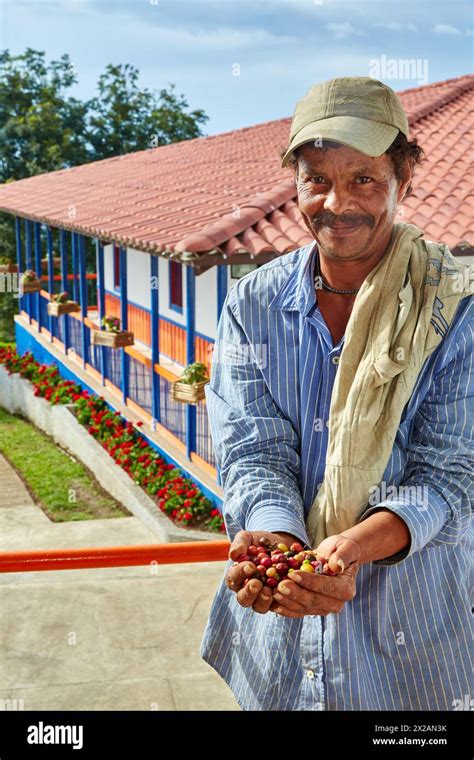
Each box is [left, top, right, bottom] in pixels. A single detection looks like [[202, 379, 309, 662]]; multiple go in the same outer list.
[[0, 454, 239, 711]]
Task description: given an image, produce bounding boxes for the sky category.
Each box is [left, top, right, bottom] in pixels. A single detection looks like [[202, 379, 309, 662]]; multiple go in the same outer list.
[[1, 0, 473, 135]]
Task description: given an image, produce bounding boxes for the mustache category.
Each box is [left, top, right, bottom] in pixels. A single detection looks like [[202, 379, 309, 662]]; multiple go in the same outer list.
[[311, 213, 374, 228]]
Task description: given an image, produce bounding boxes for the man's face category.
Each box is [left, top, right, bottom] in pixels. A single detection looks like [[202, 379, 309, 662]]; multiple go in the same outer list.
[[295, 142, 409, 262]]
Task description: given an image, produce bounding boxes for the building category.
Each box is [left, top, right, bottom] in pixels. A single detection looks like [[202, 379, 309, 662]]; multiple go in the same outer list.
[[0, 73, 472, 501]]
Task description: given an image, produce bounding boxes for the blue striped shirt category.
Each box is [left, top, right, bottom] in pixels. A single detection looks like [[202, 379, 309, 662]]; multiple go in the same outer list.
[[200, 241, 473, 711]]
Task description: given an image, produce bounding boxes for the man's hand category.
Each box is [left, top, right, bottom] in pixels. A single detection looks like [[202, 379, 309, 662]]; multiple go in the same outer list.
[[226, 529, 304, 614], [270, 534, 361, 618]]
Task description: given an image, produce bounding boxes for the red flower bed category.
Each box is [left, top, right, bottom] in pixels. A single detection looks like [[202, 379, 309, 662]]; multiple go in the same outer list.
[[0, 347, 225, 533]]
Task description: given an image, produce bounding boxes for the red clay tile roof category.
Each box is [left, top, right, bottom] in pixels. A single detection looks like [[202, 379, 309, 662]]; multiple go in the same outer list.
[[0, 74, 472, 265]]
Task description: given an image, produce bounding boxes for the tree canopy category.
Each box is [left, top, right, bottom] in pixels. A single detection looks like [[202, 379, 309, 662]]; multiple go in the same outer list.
[[0, 48, 209, 183], [0, 48, 209, 339]]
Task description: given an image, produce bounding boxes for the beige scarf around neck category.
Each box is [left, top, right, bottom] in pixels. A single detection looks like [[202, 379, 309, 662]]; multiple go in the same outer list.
[[305, 221, 473, 548]]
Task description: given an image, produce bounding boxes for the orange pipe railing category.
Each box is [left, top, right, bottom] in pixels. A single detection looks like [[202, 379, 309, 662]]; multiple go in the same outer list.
[[0, 541, 230, 574]]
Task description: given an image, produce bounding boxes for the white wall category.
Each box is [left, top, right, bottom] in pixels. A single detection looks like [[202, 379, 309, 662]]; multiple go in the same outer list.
[[195, 266, 217, 340], [103, 245, 150, 310], [103, 245, 219, 341], [127, 248, 151, 308], [103, 243, 115, 293]]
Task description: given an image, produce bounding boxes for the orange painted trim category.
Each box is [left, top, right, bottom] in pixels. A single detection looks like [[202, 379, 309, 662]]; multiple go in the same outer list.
[[153, 362, 180, 382], [38, 274, 97, 282], [190, 452, 217, 479], [84, 363, 103, 385], [125, 397, 153, 424], [153, 420, 187, 453], [125, 346, 151, 367], [67, 350, 84, 372], [0, 541, 230, 573], [103, 378, 125, 402], [52, 336, 64, 351]]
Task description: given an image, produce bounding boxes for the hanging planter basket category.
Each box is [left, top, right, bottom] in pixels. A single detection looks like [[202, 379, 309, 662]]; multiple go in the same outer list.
[[91, 329, 135, 348], [0, 261, 18, 274], [171, 379, 208, 404], [20, 270, 41, 293], [21, 279, 42, 293], [41, 257, 62, 271], [47, 300, 81, 317]]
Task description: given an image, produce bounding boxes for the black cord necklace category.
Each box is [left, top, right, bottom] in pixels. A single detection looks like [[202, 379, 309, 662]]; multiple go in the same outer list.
[[314, 250, 360, 295]]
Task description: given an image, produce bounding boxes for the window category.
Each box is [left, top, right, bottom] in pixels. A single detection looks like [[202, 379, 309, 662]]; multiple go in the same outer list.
[[169, 261, 183, 312], [113, 244, 121, 290]]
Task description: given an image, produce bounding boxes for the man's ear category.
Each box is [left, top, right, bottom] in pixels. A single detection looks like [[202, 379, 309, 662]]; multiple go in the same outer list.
[[397, 158, 413, 203]]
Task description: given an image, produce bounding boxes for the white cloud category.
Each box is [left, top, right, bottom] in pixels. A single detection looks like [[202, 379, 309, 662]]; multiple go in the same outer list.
[[326, 22, 365, 40], [433, 23, 462, 34], [373, 21, 418, 32]]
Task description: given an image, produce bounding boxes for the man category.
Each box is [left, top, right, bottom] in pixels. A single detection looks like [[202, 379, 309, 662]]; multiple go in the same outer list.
[[200, 77, 473, 710]]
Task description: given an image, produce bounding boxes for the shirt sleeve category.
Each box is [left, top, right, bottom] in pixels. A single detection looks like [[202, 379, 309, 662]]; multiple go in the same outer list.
[[205, 291, 310, 547], [357, 305, 473, 566]]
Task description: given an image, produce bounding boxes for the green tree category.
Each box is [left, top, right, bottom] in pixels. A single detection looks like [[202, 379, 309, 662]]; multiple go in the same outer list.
[[0, 50, 209, 340], [0, 48, 90, 182], [88, 63, 208, 159]]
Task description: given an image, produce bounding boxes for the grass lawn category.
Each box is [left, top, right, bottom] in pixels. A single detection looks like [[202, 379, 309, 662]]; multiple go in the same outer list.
[[0, 407, 130, 521]]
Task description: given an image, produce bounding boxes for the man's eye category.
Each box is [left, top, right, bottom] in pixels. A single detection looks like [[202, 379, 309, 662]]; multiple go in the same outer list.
[[356, 176, 372, 184], [308, 177, 325, 184]]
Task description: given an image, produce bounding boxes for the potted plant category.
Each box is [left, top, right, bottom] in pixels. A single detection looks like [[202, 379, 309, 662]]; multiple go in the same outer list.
[[0, 257, 18, 274], [20, 269, 41, 293], [41, 255, 61, 271], [171, 361, 209, 404], [90, 315, 134, 348], [47, 291, 81, 317]]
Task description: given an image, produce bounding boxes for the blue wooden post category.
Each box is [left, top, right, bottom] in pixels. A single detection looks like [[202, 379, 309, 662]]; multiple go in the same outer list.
[[34, 222, 43, 332], [59, 229, 70, 354], [119, 246, 129, 403], [215, 265, 227, 486], [24, 219, 32, 324], [15, 218, 23, 314], [217, 264, 227, 321], [185, 264, 196, 459], [150, 255, 161, 423], [71, 232, 79, 302], [95, 239, 106, 384], [46, 226, 54, 342], [78, 235, 89, 368]]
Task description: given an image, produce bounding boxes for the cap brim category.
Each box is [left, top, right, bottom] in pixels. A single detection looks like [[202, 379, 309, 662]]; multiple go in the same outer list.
[[280, 116, 400, 168]]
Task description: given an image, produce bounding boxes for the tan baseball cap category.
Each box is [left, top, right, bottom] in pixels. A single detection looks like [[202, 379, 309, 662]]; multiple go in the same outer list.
[[281, 76, 409, 167]]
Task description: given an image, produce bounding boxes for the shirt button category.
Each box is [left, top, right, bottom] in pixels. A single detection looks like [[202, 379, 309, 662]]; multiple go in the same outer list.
[[325, 420, 330, 428], [332, 355, 340, 365], [306, 669, 315, 679]]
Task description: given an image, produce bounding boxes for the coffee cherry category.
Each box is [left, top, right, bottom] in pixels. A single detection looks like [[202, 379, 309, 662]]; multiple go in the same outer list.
[[232, 542, 334, 596], [290, 542, 304, 553]]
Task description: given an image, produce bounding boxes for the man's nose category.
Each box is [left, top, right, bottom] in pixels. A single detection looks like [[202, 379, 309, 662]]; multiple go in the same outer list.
[[323, 184, 352, 217]]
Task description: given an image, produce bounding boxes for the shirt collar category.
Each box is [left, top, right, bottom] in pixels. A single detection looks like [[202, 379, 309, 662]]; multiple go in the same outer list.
[[268, 240, 318, 316]]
